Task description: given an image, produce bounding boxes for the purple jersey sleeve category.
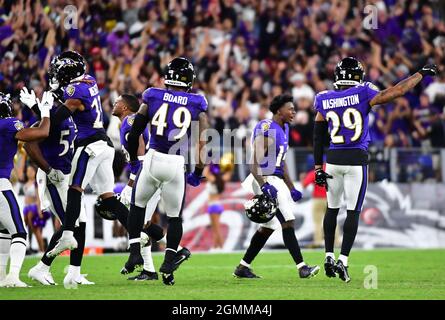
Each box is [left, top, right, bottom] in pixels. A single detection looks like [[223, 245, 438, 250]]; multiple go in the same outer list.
[[199, 95, 208, 112], [63, 83, 88, 101], [141, 88, 153, 105], [0, 118, 23, 179], [120, 114, 149, 161], [364, 82, 380, 102], [253, 120, 273, 139]]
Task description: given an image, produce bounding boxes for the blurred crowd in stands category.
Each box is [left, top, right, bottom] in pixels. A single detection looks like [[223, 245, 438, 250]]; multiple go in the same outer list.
[[1, 0, 445, 187]]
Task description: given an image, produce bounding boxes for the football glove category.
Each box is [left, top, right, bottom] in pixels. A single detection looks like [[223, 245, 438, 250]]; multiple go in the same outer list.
[[19, 87, 37, 109], [186, 172, 203, 187], [315, 168, 333, 190], [261, 182, 278, 200], [47, 168, 65, 184], [419, 64, 438, 77], [290, 188, 302, 202], [37, 91, 54, 118], [120, 185, 132, 208]]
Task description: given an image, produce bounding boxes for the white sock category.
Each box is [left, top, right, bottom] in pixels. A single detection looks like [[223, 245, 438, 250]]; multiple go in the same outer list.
[[37, 261, 50, 272], [141, 245, 155, 272], [325, 252, 335, 259], [338, 254, 348, 266], [68, 265, 81, 278], [296, 262, 306, 270], [62, 231, 74, 239], [9, 238, 27, 278], [240, 260, 250, 268], [0, 236, 11, 279]]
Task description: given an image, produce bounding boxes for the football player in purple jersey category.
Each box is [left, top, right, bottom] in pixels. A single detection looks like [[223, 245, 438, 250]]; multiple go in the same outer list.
[[19, 55, 94, 286], [313, 57, 438, 282], [123, 57, 209, 285], [45, 52, 131, 275], [0, 91, 53, 288], [112, 94, 158, 281], [112, 93, 192, 281], [234, 94, 320, 279]]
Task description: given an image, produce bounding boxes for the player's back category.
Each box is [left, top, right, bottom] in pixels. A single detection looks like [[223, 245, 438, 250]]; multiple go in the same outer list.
[[39, 110, 76, 175], [0, 117, 22, 179], [142, 87, 207, 155], [314, 82, 380, 152], [63, 74, 105, 143]]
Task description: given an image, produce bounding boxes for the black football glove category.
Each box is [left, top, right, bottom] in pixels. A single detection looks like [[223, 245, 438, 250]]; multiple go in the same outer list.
[[419, 64, 438, 77], [315, 168, 333, 190]]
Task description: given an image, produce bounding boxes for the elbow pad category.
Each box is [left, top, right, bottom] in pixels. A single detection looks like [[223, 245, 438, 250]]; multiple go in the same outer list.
[[313, 121, 328, 166]]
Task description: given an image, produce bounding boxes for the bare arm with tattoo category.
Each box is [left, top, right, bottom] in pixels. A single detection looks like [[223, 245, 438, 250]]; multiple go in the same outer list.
[[370, 64, 438, 107]]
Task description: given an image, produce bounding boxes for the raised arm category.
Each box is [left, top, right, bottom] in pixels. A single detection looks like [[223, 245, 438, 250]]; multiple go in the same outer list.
[[52, 98, 84, 125], [369, 65, 438, 107], [15, 92, 53, 142]]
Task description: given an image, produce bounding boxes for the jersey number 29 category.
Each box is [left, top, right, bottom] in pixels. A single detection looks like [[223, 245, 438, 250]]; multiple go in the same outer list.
[[326, 108, 363, 144]]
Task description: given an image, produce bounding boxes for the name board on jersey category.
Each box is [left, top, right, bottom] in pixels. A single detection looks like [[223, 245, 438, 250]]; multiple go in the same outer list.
[[322, 94, 360, 110], [163, 92, 188, 105], [89, 84, 99, 96]]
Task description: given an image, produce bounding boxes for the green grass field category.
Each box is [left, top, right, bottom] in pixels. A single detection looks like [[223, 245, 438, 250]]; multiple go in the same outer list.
[[2, 249, 445, 300]]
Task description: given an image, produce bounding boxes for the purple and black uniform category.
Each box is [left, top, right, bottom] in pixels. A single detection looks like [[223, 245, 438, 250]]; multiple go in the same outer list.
[[40, 110, 76, 175], [314, 82, 379, 164], [0, 117, 26, 234], [63, 74, 113, 188], [37, 109, 76, 221], [0, 118, 23, 179], [141, 87, 208, 154], [314, 82, 379, 211], [120, 114, 149, 162], [252, 119, 289, 178]]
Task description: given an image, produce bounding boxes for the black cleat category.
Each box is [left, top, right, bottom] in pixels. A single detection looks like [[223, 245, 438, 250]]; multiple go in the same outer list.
[[324, 256, 337, 278], [299, 265, 320, 278], [161, 273, 175, 286], [127, 270, 158, 281], [233, 265, 261, 279], [173, 247, 191, 268], [159, 260, 176, 286], [335, 260, 351, 283], [121, 252, 144, 275]]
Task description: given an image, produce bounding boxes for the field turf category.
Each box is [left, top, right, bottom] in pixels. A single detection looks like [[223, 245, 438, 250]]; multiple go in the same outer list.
[[1, 249, 445, 300]]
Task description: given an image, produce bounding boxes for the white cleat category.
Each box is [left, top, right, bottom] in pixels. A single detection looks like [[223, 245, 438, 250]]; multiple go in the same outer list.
[[78, 274, 95, 285], [0, 275, 30, 288], [63, 273, 95, 289], [46, 236, 78, 258], [28, 265, 57, 285]]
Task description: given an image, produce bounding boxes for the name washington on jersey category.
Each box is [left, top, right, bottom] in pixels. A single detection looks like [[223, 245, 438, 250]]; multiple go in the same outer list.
[[322, 94, 360, 110]]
